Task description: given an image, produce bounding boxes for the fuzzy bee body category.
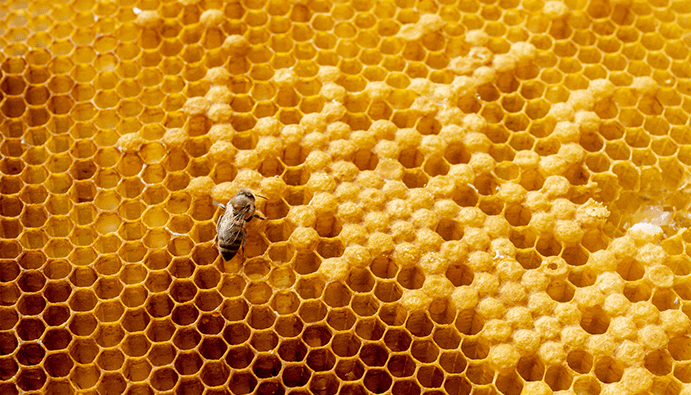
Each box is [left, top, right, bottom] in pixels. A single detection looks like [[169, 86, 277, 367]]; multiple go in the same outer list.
[[215, 190, 266, 261]]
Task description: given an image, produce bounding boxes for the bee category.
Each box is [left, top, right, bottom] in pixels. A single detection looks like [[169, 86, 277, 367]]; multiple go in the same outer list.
[[214, 190, 267, 261]]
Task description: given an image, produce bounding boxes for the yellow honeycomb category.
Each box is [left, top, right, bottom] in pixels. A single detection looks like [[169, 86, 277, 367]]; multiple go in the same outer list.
[[3, 0, 691, 394]]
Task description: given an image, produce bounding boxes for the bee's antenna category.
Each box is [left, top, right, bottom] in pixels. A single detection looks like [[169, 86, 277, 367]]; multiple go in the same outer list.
[[213, 201, 226, 209], [255, 194, 268, 200]]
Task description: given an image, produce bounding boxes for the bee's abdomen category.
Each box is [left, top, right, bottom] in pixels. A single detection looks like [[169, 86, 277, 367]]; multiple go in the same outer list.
[[219, 246, 239, 261], [218, 224, 245, 261]]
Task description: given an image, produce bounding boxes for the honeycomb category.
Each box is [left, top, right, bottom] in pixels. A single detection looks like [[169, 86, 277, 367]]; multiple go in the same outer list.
[[3, 0, 691, 394]]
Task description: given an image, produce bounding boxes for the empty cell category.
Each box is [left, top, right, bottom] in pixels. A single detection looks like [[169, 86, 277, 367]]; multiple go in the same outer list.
[[226, 346, 254, 369], [298, 299, 328, 323], [145, 294, 174, 318], [546, 280, 575, 302], [122, 359, 152, 382], [0, 282, 20, 306], [68, 288, 97, 311], [220, 298, 250, 322], [199, 336, 228, 360], [379, 303, 407, 326], [16, 293, 45, 316], [172, 327, 202, 350], [307, 349, 336, 371], [670, 337, 691, 361], [346, 268, 375, 293], [69, 363, 100, 390], [68, 313, 98, 336], [594, 356, 624, 383], [271, 290, 300, 315], [351, 294, 380, 317], [417, 365, 445, 388], [200, 360, 230, 386], [651, 288, 680, 311], [17, 270, 46, 292], [97, 348, 125, 371], [432, 327, 461, 350], [545, 365, 573, 391], [150, 367, 178, 391], [244, 282, 273, 305], [295, 276, 325, 299], [174, 352, 203, 375], [572, 376, 601, 395], [388, 355, 417, 379], [170, 280, 197, 303], [148, 343, 176, 367], [355, 317, 386, 340], [0, 260, 20, 283], [16, 342, 45, 366], [675, 363, 691, 383], [0, 332, 17, 358], [196, 312, 224, 335], [645, 349, 673, 376], [247, 306, 277, 330], [244, 259, 272, 281], [252, 354, 281, 379], [250, 330, 279, 352], [360, 343, 389, 367], [95, 323, 125, 348], [274, 315, 304, 338], [121, 285, 148, 308], [439, 350, 468, 375], [21, 205, 48, 227], [397, 266, 425, 290], [567, 349, 593, 374], [410, 340, 439, 364], [18, 185, 49, 205], [122, 333, 151, 357], [16, 367, 46, 391], [17, 317, 46, 341], [363, 369, 393, 393], [0, 308, 18, 330]]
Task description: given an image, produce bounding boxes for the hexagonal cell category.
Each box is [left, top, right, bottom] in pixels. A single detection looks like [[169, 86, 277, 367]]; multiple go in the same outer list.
[[16, 342, 46, 366], [295, 275, 325, 300], [174, 351, 203, 376], [16, 367, 46, 391], [544, 365, 573, 391], [123, 359, 152, 382], [171, 303, 199, 325], [363, 368, 393, 393], [347, 268, 375, 293], [645, 349, 674, 376], [17, 317, 45, 341], [266, 288, 297, 314], [18, 294, 46, 315], [0, 308, 18, 330], [172, 327, 202, 351], [68, 313, 98, 337], [593, 356, 624, 383], [397, 266, 425, 290], [221, 298, 250, 322], [297, 299, 327, 323], [150, 367, 178, 391], [546, 279, 575, 302]]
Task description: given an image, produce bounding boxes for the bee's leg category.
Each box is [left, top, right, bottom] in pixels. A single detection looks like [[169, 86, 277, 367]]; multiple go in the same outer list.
[[246, 213, 267, 222], [240, 229, 247, 261]]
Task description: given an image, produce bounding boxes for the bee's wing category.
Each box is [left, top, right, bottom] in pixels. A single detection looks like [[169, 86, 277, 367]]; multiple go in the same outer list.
[[229, 205, 252, 243]]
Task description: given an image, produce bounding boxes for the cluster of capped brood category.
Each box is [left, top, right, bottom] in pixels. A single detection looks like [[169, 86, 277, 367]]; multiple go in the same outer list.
[[2, 0, 691, 394]]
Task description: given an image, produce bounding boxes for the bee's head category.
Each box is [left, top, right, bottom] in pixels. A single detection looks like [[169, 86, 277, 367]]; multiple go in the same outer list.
[[237, 190, 256, 201]]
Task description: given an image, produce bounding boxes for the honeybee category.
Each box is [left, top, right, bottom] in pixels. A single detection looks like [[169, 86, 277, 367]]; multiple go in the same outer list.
[[214, 190, 266, 261]]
